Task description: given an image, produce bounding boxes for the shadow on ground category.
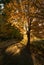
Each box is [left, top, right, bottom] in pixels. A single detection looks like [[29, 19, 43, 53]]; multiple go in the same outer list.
[[1, 39, 44, 65], [0, 40, 34, 65]]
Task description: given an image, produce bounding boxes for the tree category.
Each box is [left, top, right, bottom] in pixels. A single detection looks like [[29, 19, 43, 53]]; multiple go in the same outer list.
[[2, 0, 44, 55], [29, 0, 44, 40]]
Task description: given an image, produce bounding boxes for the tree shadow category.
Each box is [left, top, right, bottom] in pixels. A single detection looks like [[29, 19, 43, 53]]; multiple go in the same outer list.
[[0, 42, 34, 65], [30, 40, 44, 65]]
